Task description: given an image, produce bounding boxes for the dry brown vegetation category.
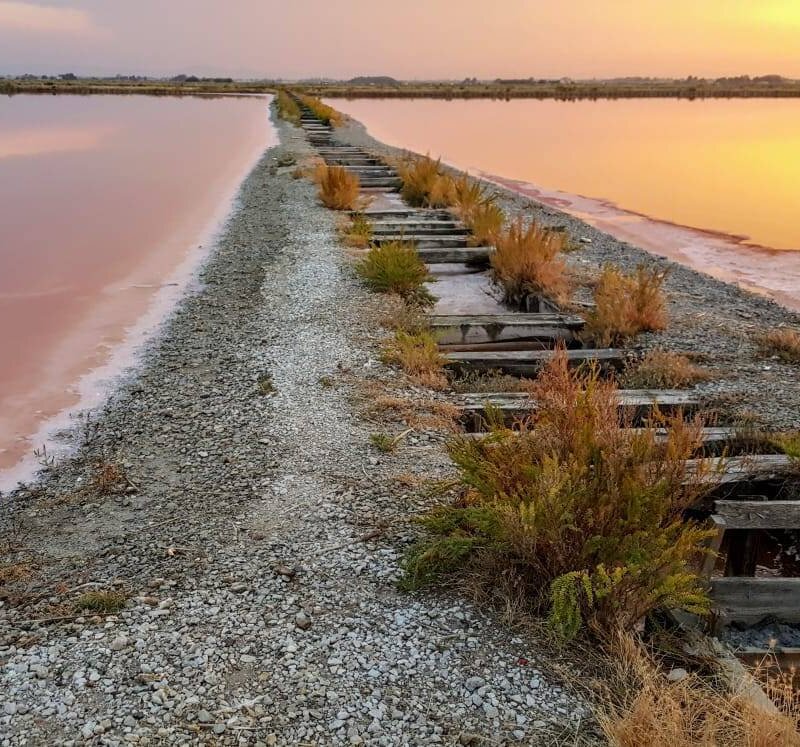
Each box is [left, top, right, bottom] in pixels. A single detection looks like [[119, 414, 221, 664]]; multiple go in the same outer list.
[[297, 93, 343, 126], [757, 327, 800, 364], [317, 165, 360, 210], [381, 331, 448, 390], [587, 265, 668, 346], [367, 395, 461, 431], [403, 352, 716, 638], [597, 632, 800, 746], [275, 90, 301, 124], [74, 590, 127, 614], [396, 155, 456, 208], [449, 369, 537, 394], [340, 213, 372, 248], [623, 350, 711, 389], [490, 217, 570, 307]]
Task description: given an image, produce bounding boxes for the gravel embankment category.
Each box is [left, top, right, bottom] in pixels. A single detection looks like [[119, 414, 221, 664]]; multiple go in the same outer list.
[[0, 116, 591, 745], [339, 119, 800, 432]]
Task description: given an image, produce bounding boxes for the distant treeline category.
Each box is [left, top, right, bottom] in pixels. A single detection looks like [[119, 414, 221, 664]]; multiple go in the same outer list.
[[3, 76, 800, 100]]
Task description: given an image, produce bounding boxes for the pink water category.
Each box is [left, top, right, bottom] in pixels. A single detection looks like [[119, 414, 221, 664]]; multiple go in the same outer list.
[[330, 98, 800, 310], [0, 95, 275, 492]]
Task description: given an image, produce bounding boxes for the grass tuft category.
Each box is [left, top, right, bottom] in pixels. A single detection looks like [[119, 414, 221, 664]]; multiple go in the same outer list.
[[370, 433, 398, 453], [316, 165, 360, 210], [623, 350, 710, 389], [397, 155, 456, 208], [75, 590, 127, 614], [342, 213, 372, 248], [490, 217, 570, 307], [356, 241, 436, 306], [381, 330, 448, 390], [756, 328, 800, 363], [587, 265, 668, 346], [465, 200, 505, 247]]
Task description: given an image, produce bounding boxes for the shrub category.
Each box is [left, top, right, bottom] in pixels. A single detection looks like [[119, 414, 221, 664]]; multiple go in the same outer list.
[[757, 328, 800, 363], [623, 350, 710, 389], [397, 155, 456, 208], [356, 241, 436, 306], [317, 165, 360, 210], [490, 217, 570, 306], [381, 330, 448, 390], [403, 351, 716, 639], [588, 265, 667, 346], [298, 94, 343, 126], [275, 90, 301, 125]]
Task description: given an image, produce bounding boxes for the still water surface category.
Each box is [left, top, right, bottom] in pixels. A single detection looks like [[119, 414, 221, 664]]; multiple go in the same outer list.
[[331, 98, 800, 308], [0, 95, 273, 490]]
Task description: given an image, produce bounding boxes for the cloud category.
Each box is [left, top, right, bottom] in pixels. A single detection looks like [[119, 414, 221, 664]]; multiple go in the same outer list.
[[0, 1, 103, 35]]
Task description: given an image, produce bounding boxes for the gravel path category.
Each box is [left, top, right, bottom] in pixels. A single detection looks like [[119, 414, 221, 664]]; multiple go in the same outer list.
[[0, 117, 590, 745], [339, 119, 800, 432]]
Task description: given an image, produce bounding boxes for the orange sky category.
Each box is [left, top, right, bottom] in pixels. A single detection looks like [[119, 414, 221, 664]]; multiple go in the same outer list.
[[1, 0, 799, 79]]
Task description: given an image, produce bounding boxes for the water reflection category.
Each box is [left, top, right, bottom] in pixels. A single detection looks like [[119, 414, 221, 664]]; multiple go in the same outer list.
[[0, 94, 273, 489]]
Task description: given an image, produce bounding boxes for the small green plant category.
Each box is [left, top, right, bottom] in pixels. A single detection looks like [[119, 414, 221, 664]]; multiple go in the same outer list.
[[756, 328, 800, 364], [75, 590, 127, 614], [771, 431, 800, 459], [370, 433, 397, 453], [317, 165, 360, 210], [319, 375, 334, 389], [257, 373, 275, 395], [356, 241, 436, 306]]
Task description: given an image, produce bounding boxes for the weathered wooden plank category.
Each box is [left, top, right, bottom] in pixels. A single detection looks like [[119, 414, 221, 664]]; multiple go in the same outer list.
[[371, 225, 469, 236], [430, 313, 584, 345], [711, 577, 800, 625], [446, 347, 625, 376], [692, 455, 794, 484], [415, 246, 493, 265], [370, 234, 471, 247], [457, 389, 699, 428], [715, 500, 800, 528]]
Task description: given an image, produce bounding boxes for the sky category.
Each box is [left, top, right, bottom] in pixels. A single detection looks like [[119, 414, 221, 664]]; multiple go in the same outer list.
[[2, 0, 800, 80]]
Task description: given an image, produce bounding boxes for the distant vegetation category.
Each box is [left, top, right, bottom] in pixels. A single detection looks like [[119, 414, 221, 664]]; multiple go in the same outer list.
[[4, 75, 800, 99]]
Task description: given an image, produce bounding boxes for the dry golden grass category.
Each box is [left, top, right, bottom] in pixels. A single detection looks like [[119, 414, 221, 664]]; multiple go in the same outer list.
[[297, 93, 343, 126], [623, 350, 711, 389], [451, 175, 486, 219], [368, 395, 461, 431], [397, 155, 456, 208], [597, 632, 800, 747], [275, 90, 301, 125], [378, 297, 430, 335], [381, 331, 448, 390], [74, 590, 127, 614], [317, 165, 360, 210], [490, 217, 570, 306], [588, 265, 668, 346], [756, 328, 800, 363], [449, 369, 537, 393], [466, 200, 505, 247], [340, 213, 372, 248]]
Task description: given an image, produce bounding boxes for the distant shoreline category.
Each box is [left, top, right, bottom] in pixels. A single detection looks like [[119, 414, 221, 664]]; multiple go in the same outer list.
[[5, 78, 800, 100]]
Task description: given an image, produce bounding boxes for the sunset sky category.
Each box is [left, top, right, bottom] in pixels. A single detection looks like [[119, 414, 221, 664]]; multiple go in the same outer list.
[[1, 0, 799, 79]]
